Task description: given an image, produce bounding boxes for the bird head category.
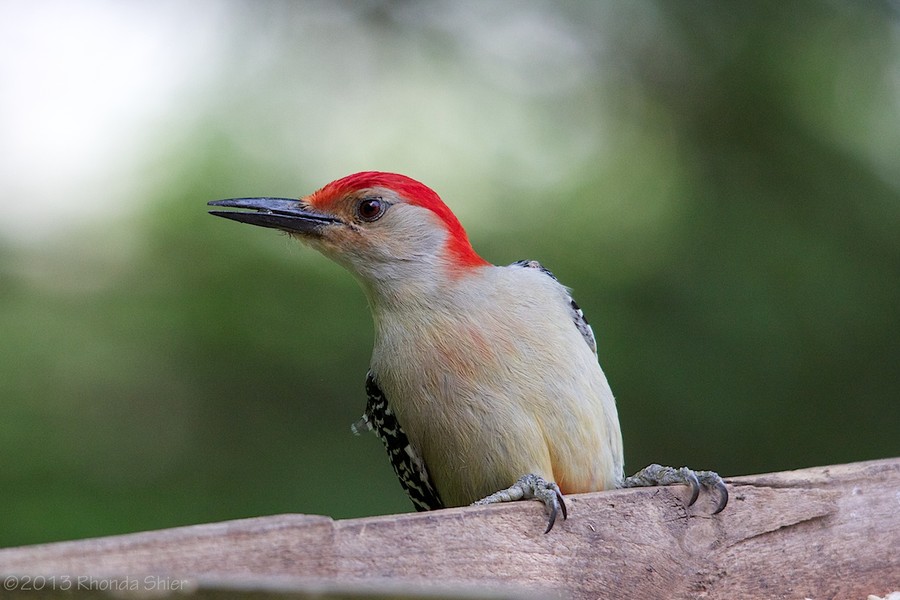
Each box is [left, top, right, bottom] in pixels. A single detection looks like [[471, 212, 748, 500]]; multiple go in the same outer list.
[[209, 172, 489, 296]]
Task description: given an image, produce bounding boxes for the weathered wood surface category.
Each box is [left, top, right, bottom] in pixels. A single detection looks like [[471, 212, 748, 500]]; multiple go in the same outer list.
[[0, 458, 898, 599]]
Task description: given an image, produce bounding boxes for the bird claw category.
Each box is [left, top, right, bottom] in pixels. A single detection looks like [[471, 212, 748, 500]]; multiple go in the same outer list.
[[473, 473, 568, 533], [710, 478, 729, 515], [623, 463, 728, 514]]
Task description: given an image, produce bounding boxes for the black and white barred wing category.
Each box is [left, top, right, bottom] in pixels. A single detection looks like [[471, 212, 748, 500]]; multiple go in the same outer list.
[[352, 371, 444, 511]]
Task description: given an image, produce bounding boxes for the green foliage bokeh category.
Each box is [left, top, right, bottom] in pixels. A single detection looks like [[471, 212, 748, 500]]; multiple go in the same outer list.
[[1, 1, 898, 546]]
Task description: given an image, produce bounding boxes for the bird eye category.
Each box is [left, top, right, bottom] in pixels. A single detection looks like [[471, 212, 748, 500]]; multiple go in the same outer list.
[[357, 197, 386, 222]]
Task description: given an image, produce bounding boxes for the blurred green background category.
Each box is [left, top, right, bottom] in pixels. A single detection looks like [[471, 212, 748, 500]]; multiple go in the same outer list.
[[2, 1, 898, 548]]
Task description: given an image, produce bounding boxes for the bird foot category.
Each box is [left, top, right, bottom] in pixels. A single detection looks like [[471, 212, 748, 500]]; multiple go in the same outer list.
[[622, 463, 728, 514], [473, 473, 568, 533]]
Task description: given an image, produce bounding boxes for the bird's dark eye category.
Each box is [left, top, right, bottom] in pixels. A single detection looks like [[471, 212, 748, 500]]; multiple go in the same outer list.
[[357, 197, 386, 222]]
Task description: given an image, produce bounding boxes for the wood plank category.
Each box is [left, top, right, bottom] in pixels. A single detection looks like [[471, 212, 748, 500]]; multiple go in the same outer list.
[[1, 458, 897, 599]]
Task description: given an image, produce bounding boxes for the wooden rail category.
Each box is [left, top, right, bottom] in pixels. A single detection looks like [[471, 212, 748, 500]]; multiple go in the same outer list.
[[1, 458, 898, 599]]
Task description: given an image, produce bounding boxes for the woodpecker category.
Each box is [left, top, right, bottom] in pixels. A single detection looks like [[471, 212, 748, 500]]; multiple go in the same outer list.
[[209, 172, 727, 532]]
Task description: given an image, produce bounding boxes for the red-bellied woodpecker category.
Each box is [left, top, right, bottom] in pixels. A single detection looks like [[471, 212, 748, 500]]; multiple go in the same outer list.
[[209, 172, 727, 532]]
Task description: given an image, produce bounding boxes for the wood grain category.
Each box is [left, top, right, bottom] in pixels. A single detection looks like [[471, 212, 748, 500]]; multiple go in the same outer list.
[[1, 458, 897, 599]]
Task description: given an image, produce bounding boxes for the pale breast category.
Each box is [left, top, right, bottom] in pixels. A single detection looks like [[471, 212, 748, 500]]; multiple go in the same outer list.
[[370, 264, 624, 504]]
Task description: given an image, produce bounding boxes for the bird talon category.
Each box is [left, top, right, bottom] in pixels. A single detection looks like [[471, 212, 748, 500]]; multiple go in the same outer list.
[[545, 504, 558, 534], [623, 463, 728, 513], [542, 485, 568, 533], [475, 473, 568, 533], [686, 470, 701, 507], [712, 479, 729, 514], [557, 488, 568, 521]]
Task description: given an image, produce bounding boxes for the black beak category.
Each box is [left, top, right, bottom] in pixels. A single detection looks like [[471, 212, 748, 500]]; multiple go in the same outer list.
[[208, 198, 342, 235]]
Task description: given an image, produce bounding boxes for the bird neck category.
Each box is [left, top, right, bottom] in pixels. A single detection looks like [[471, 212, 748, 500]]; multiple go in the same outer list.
[[359, 259, 491, 315]]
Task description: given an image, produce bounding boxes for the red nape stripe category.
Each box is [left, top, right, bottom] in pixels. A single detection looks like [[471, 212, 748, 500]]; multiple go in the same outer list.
[[309, 172, 490, 268]]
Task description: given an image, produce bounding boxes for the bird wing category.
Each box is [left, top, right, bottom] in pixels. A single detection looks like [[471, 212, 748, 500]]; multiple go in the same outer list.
[[512, 260, 598, 358], [353, 371, 444, 511]]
